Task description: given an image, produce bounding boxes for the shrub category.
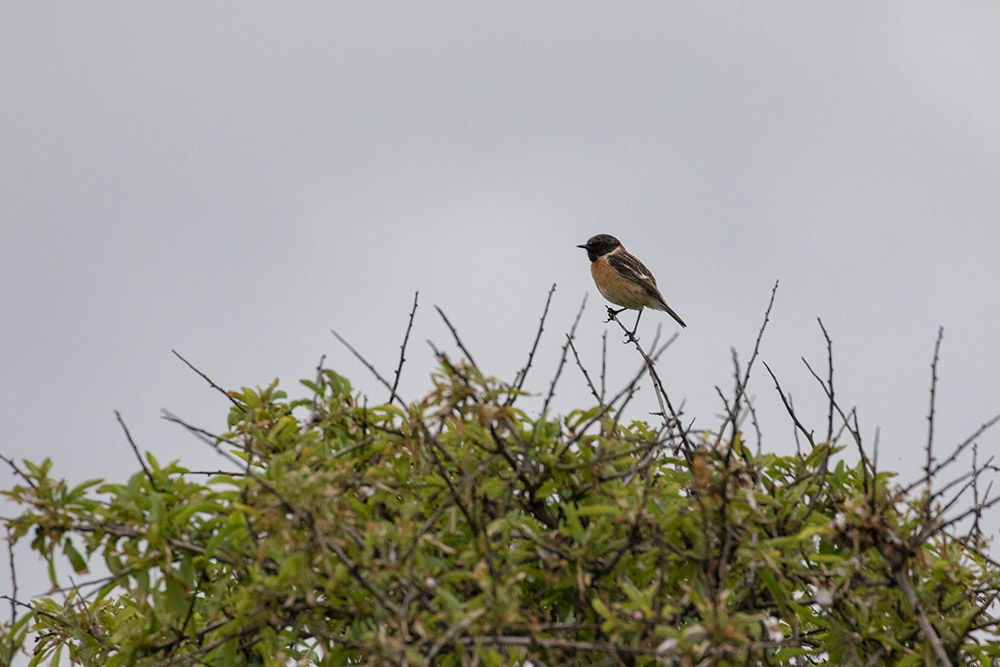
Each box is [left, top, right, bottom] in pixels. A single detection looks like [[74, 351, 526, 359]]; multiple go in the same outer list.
[[3, 293, 998, 666]]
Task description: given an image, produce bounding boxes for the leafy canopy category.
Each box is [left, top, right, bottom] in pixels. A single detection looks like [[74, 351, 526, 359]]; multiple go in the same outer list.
[[2, 315, 999, 666]]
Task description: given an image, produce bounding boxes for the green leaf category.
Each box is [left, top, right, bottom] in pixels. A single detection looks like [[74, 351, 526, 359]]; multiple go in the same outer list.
[[63, 540, 89, 574]]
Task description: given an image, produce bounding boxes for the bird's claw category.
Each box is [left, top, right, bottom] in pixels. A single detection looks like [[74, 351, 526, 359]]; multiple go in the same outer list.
[[605, 306, 620, 323]]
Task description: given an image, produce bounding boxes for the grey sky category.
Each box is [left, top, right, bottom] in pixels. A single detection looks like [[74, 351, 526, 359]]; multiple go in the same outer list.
[[3, 3, 1000, 619]]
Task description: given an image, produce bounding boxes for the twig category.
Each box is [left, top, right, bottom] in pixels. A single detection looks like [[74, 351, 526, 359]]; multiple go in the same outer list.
[[567, 335, 602, 406], [903, 412, 1000, 496], [608, 314, 679, 438], [763, 362, 816, 450], [434, 306, 479, 370], [454, 634, 658, 656], [330, 328, 404, 408], [744, 393, 763, 459], [894, 569, 953, 666], [184, 470, 247, 477], [789, 394, 802, 456], [6, 527, 17, 663], [509, 284, 558, 404], [323, 538, 403, 617], [600, 330, 608, 402], [848, 408, 870, 498], [115, 410, 156, 489], [925, 327, 944, 518], [0, 454, 36, 490], [559, 331, 676, 456], [542, 293, 587, 414], [814, 318, 836, 443], [400, 455, 496, 566], [425, 607, 486, 660], [971, 444, 983, 540], [171, 350, 242, 408], [801, 357, 868, 468], [307, 353, 327, 424], [390, 291, 419, 405], [717, 280, 779, 449], [923, 490, 1000, 543], [161, 410, 247, 471]]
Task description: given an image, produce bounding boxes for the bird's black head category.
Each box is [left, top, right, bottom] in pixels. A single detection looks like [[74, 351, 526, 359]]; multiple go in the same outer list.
[[577, 234, 622, 262]]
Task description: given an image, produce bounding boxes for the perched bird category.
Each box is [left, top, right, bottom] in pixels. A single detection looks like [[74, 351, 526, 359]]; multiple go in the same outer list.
[[577, 234, 686, 337]]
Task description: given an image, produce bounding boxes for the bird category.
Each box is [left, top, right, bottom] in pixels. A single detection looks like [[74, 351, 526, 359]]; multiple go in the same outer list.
[[577, 234, 686, 338]]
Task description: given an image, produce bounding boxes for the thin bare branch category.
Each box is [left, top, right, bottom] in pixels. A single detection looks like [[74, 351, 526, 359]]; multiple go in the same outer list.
[[434, 305, 479, 370], [509, 283, 558, 404], [817, 318, 835, 444], [330, 328, 404, 408], [161, 410, 247, 471], [0, 454, 36, 490], [171, 349, 242, 409], [971, 443, 983, 540], [558, 331, 676, 457], [390, 291, 419, 405], [542, 293, 587, 414], [6, 527, 17, 662], [607, 312, 690, 456], [903, 412, 1000, 496], [893, 569, 953, 667], [567, 334, 602, 406], [763, 361, 817, 451], [717, 280, 779, 449], [801, 356, 868, 472], [924, 326, 944, 518], [114, 410, 157, 490], [600, 330, 608, 402]]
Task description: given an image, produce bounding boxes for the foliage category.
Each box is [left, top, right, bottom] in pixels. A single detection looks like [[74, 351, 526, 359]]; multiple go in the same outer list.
[[2, 307, 999, 666]]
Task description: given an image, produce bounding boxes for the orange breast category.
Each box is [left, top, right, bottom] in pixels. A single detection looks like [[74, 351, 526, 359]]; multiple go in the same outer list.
[[591, 258, 651, 310]]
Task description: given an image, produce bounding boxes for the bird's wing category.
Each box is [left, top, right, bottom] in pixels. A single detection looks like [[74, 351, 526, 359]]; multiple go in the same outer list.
[[608, 251, 686, 327], [608, 252, 659, 290]]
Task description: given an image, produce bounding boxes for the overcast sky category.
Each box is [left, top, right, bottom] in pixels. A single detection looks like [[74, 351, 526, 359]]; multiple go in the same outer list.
[[3, 3, 1000, 617]]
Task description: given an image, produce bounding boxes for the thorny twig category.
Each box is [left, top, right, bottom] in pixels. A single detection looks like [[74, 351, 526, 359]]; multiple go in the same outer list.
[[924, 327, 944, 519], [509, 283, 558, 405], [542, 293, 587, 414], [716, 280, 779, 452], [434, 305, 479, 370], [390, 291, 420, 405], [567, 334, 603, 406]]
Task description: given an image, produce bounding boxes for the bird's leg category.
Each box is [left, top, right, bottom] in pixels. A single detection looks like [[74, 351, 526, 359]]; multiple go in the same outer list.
[[605, 305, 627, 323], [625, 308, 643, 343]]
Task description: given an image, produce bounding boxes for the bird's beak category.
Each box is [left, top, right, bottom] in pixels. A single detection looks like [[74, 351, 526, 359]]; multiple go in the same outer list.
[[576, 243, 588, 249]]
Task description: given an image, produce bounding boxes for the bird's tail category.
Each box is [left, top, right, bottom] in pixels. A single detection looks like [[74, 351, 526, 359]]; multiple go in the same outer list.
[[650, 293, 687, 328]]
